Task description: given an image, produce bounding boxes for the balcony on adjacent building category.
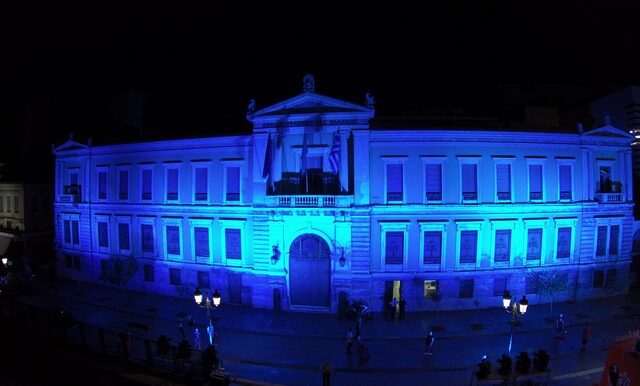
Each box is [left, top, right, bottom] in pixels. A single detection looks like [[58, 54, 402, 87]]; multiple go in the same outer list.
[[60, 184, 81, 203], [596, 180, 624, 203], [595, 192, 624, 203]]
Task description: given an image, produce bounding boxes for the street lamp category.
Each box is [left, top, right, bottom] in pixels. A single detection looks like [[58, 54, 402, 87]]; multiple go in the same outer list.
[[1, 256, 7, 266], [502, 291, 529, 355], [194, 288, 221, 347]]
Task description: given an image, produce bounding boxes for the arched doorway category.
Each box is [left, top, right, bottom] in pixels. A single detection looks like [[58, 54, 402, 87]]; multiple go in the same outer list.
[[289, 234, 331, 308]]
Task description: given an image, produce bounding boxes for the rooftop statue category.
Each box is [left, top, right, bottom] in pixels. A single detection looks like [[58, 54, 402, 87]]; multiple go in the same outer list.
[[303, 74, 315, 93], [365, 93, 375, 108]]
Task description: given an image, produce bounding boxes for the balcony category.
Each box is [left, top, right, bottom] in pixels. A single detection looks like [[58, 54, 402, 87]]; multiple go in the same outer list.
[[60, 185, 81, 203], [266, 195, 353, 208], [595, 192, 624, 203], [270, 171, 340, 196]]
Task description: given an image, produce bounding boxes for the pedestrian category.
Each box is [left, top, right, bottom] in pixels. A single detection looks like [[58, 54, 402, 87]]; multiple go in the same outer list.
[[399, 298, 407, 320], [346, 328, 354, 355], [424, 330, 435, 355], [194, 327, 202, 350], [389, 298, 398, 321], [320, 361, 332, 386], [187, 314, 194, 327], [556, 313, 566, 341], [207, 320, 216, 347], [178, 320, 186, 341], [581, 324, 590, 352], [354, 317, 361, 339]]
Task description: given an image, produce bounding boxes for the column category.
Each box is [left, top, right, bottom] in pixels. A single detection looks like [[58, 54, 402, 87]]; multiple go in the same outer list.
[[338, 129, 349, 193]]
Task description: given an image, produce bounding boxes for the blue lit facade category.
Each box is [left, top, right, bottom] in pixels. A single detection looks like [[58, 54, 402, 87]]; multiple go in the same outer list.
[[52, 87, 635, 313]]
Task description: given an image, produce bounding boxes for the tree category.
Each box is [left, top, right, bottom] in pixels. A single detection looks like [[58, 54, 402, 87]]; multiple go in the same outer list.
[[527, 268, 568, 316], [99, 255, 138, 304]]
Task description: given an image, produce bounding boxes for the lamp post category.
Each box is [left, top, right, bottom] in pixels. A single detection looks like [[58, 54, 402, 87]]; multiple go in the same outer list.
[[194, 288, 221, 347], [502, 291, 529, 355]]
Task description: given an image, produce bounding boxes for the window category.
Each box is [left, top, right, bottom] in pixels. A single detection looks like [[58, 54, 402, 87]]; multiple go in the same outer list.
[[141, 169, 152, 201], [596, 222, 622, 258], [496, 163, 511, 201], [461, 164, 478, 201], [526, 228, 543, 261], [605, 269, 617, 289], [423, 231, 442, 264], [529, 164, 543, 201], [143, 265, 154, 282], [197, 271, 210, 288], [596, 226, 608, 256], [609, 225, 620, 256], [194, 227, 210, 258], [98, 222, 109, 248], [386, 163, 404, 202], [166, 225, 181, 256], [525, 275, 538, 294], [225, 166, 240, 202], [141, 224, 154, 253], [556, 227, 571, 259], [598, 165, 613, 192], [225, 229, 242, 260], [423, 280, 438, 298], [558, 164, 572, 200], [493, 277, 507, 297], [494, 230, 511, 263], [169, 268, 181, 285], [424, 163, 442, 202], [195, 167, 208, 201], [385, 231, 404, 264], [593, 270, 604, 288], [98, 170, 108, 200], [459, 230, 478, 264], [118, 170, 129, 200], [63, 220, 71, 244], [459, 279, 474, 299], [63, 218, 80, 247], [166, 168, 179, 201], [4, 197, 9, 212], [118, 223, 130, 251]]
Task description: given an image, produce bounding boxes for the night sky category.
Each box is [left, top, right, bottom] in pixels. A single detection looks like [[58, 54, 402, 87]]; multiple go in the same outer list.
[[2, 1, 639, 180]]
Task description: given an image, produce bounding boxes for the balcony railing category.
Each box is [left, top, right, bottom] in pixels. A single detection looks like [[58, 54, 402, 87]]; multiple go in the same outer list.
[[595, 192, 624, 203], [60, 185, 81, 203], [266, 195, 353, 208]]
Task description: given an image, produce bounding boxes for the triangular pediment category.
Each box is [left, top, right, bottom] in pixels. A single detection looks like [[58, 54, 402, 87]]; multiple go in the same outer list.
[[248, 92, 374, 129], [582, 125, 634, 139], [52, 139, 90, 154]]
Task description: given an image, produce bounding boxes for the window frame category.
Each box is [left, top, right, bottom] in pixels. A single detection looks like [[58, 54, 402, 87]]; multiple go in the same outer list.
[[115, 216, 132, 255], [421, 156, 446, 204], [525, 157, 547, 203], [419, 221, 447, 271], [553, 217, 577, 262], [61, 213, 81, 249], [490, 220, 516, 267], [94, 214, 111, 254], [457, 156, 481, 204], [191, 160, 211, 204], [189, 218, 214, 263], [381, 156, 408, 204], [556, 158, 575, 202], [139, 164, 154, 202], [137, 216, 157, 258], [492, 156, 515, 203], [219, 218, 246, 267], [222, 159, 244, 204], [162, 217, 183, 260], [117, 166, 130, 202], [593, 217, 623, 259], [380, 221, 410, 271], [523, 218, 548, 266], [455, 221, 482, 269], [163, 163, 181, 204], [96, 166, 109, 201]]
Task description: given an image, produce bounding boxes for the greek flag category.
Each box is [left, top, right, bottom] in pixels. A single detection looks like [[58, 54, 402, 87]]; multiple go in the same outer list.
[[329, 132, 339, 174]]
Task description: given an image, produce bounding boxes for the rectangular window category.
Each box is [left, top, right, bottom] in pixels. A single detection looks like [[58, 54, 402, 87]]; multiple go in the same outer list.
[[98, 222, 109, 248], [529, 164, 543, 200], [385, 231, 404, 264], [14, 197, 19, 213], [494, 230, 511, 263], [423, 231, 442, 264], [461, 164, 477, 201], [459, 279, 474, 299], [143, 265, 154, 282], [64, 220, 71, 244], [496, 164, 511, 201], [118, 223, 130, 251], [556, 227, 572, 259], [5, 197, 9, 212], [225, 229, 242, 260], [119, 170, 128, 200], [71, 221, 79, 245], [194, 227, 210, 258], [197, 271, 210, 289], [69, 171, 79, 186], [98, 171, 107, 200], [593, 270, 604, 288], [141, 224, 154, 253], [169, 268, 181, 285], [559, 165, 572, 200], [526, 228, 542, 261], [605, 269, 617, 289], [424, 164, 442, 201], [65, 254, 72, 269], [423, 280, 438, 298], [141, 169, 152, 200], [166, 226, 181, 256], [167, 168, 179, 201], [226, 166, 240, 201], [493, 277, 507, 297], [195, 168, 208, 201], [609, 225, 620, 256], [459, 230, 478, 264], [596, 226, 608, 256], [525, 275, 538, 294], [386, 164, 403, 202]]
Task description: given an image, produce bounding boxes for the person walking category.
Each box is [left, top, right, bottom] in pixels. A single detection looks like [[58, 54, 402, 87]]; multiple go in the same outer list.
[[193, 327, 202, 350], [389, 298, 398, 321], [399, 298, 407, 320], [581, 324, 590, 352], [354, 317, 362, 339], [556, 313, 566, 341], [346, 328, 354, 355], [178, 319, 186, 341], [424, 330, 435, 355], [320, 361, 332, 386]]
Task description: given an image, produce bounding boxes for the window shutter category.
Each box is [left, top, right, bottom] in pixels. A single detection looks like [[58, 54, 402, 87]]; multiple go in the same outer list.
[[461, 164, 477, 193], [226, 167, 240, 201], [496, 164, 511, 198], [166, 226, 180, 255], [460, 230, 477, 264], [141, 224, 154, 253], [98, 172, 107, 199], [63, 220, 71, 244], [559, 165, 571, 198], [423, 231, 442, 264], [70, 172, 78, 186], [142, 170, 152, 200], [195, 168, 208, 200], [425, 164, 442, 200], [225, 229, 242, 259], [556, 227, 571, 258], [71, 221, 79, 245], [194, 227, 210, 257], [118, 223, 130, 250], [98, 222, 108, 248], [167, 169, 178, 200], [386, 164, 403, 201], [596, 226, 607, 256], [526, 228, 542, 260], [529, 164, 542, 198], [119, 171, 128, 199], [385, 231, 404, 264], [494, 229, 511, 262], [609, 225, 619, 255]]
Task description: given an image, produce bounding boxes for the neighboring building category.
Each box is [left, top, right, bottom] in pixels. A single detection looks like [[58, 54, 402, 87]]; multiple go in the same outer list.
[[52, 78, 635, 313], [0, 182, 54, 268]]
